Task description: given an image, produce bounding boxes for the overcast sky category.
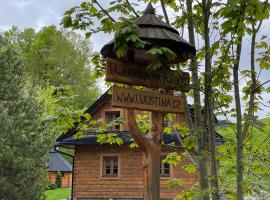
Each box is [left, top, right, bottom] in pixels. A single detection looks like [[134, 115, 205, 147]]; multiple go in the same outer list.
[[0, 0, 106, 50], [1, 0, 269, 119]]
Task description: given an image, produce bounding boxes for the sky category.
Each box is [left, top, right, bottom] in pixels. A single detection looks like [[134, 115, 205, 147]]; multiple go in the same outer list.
[[0, 0, 107, 50], [0, 0, 269, 119]]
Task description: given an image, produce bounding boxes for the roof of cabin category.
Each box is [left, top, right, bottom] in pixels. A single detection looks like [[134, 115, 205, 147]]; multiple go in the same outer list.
[[47, 151, 72, 172], [56, 131, 224, 149]]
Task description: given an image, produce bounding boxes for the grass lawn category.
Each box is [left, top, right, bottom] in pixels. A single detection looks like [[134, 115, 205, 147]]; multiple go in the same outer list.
[[45, 188, 71, 200], [219, 117, 270, 142], [217, 117, 270, 195]]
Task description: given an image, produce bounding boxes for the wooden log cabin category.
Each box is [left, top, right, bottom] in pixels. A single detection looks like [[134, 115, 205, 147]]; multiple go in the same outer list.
[[56, 89, 224, 200], [47, 151, 72, 187]]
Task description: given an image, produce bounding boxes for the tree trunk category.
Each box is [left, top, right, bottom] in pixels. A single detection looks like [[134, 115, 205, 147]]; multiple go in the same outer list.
[[186, 0, 209, 198], [143, 111, 163, 200], [208, 104, 220, 198], [242, 22, 262, 139], [128, 107, 164, 200], [144, 146, 161, 200], [233, 39, 244, 200], [202, 0, 220, 199]]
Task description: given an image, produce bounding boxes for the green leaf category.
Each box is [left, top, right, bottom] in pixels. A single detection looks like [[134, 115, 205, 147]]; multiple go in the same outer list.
[[166, 178, 183, 189], [129, 142, 139, 149], [83, 113, 92, 120], [62, 16, 72, 28], [164, 127, 172, 134], [85, 32, 91, 38], [163, 152, 182, 167], [183, 164, 197, 174], [126, 34, 138, 42], [96, 133, 123, 145], [260, 62, 270, 69]]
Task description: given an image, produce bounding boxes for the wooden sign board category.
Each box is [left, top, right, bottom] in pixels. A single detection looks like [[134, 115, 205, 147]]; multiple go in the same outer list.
[[112, 86, 184, 113], [106, 58, 190, 92]]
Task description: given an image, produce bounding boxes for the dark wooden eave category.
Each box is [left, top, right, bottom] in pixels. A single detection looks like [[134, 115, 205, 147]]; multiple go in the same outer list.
[[56, 131, 224, 149]]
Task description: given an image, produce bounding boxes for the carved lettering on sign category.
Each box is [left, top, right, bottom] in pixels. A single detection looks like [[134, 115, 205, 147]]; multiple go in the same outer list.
[[106, 58, 190, 92], [112, 86, 184, 113]]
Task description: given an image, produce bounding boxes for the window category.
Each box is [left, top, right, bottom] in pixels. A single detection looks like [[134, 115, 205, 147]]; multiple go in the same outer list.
[[102, 156, 119, 177], [105, 111, 121, 130], [160, 155, 171, 177]]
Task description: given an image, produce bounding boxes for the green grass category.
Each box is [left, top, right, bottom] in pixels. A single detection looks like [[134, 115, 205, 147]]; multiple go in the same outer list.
[[45, 188, 71, 200], [218, 117, 270, 143], [217, 117, 270, 196]]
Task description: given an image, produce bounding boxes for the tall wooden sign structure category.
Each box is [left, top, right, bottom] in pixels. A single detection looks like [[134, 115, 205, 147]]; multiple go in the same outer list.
[[100, 3, 196, 200]]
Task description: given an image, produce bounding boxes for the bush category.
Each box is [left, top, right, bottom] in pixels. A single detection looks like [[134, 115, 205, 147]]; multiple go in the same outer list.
[[47, 183, 57, 190], [55, 172, 62, 188]]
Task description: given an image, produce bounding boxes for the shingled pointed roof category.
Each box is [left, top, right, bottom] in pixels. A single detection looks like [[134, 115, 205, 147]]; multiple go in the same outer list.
[[135, 3, 181, 37], [101, 3, 196, 63], [144, 2, 155, 14], [47, 151, 72, 172]]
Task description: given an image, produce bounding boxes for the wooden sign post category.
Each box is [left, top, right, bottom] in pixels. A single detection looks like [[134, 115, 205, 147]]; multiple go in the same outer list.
[[100, 3, 195, 200], [104, 50, 190, 200], [112, 86, 184, 113], [106, 58, 190, 92]]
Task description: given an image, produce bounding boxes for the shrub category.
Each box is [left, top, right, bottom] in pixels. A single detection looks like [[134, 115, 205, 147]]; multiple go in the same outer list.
[[47, 183, 57, 190], [55, 172, 62, 188]]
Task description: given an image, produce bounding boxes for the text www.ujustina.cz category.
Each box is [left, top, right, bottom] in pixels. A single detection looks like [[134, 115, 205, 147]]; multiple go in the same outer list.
[[115, 91, 181, 109]]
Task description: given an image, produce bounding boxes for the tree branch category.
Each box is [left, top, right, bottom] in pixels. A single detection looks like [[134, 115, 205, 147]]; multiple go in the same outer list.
[[160, 0, 170, 25], [125, 0, 140, 17], [242, 19, 264, 139], [127, 109, 149, 152], [254, 79, 270, 92], [93, 0, 117, 23], [150, 111, 164, 146], [176, 134, 197, 167]]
